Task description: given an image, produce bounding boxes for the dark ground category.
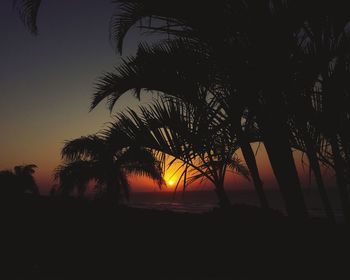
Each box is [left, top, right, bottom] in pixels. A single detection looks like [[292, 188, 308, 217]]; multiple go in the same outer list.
[[0, 196, 349, 280]]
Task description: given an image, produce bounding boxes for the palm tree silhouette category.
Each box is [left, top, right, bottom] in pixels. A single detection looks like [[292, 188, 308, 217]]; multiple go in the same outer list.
[[15, 0, 350, 220], [105, 1, 309, 218], [107, 97, 250, 208], [55, 134, 164, 203], [107, 0, 350, 218], [91, 41, 270, 209], [0, 164, 39, 197], [287, 6, 350, 222]]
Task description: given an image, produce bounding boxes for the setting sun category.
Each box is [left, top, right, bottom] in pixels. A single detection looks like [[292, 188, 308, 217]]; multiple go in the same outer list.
[[168, 180, 175, 187]]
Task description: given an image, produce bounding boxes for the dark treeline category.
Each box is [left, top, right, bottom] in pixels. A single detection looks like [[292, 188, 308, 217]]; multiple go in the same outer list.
[[0, 164, 39, 197], [11, 0, 350, 224]]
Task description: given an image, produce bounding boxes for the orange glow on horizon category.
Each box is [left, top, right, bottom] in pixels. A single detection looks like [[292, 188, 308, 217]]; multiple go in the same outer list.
[[12, 143, 337, 194]]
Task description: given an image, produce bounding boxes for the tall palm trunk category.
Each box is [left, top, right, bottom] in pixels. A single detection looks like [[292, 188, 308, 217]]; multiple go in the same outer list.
[[330, 136, 350, 223], [233, 121, 269, 209], [258, 108, 308, 218], [304, 140, 336, 222], [297, 123, 336, 222]]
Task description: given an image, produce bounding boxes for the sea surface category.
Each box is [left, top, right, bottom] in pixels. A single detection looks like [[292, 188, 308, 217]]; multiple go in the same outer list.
[[129, 189, 345, 221]]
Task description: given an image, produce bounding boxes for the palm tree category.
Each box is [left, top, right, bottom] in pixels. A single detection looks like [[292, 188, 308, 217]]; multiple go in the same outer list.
[[0, 164, 39, 197], [91, 41, 270, 209], [54, 134, 164, 203], [106, 0, 310, 218], [107, 98, 250, 208]]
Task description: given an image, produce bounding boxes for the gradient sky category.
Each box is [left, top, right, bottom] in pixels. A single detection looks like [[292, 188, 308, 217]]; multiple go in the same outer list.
[[0, 0, 334, 195], [0, 0, 147, 192]]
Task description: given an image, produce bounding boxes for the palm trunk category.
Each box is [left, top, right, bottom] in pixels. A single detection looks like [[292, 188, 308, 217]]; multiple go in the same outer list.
[[106, 177, 121, 205], [305, 147, 336, 223], [298, 126, 336, 222], [235, 125, 269, 209], [258, 112, 308, 219], [214, 181, 231, 209], [330, 136, 350, 223]]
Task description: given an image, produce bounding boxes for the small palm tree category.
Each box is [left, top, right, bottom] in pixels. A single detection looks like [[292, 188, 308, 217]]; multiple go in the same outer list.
[[0, 164, 39, 197], [107, 98, 250, 208], [54, 134, 164, 203]]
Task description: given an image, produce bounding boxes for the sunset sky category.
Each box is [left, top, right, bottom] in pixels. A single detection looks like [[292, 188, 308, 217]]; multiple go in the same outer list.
[[0, 0, 142, 192], [0, 0, 334, 194]]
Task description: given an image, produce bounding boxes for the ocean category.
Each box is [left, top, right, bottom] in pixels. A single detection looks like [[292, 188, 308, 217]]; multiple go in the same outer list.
[[129, 189, 345, 221]]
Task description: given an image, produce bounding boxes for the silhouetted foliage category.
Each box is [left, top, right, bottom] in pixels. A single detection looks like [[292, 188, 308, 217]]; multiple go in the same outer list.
[[92, 40, 270, 209], [14, 0, 41, 35], [105, 97, 250, 208], [103, 0, 350, 219], [10, 3, 350, 279], [54, 134, 164, 203], [0, 164, 39, 198], [15, 0, 350, 220]]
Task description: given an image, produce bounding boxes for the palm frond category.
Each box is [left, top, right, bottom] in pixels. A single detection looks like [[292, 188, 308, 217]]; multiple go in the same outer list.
[[105, 96, 245, 190], [14, 0, 42, 35], [228, 156, 250, 181], [61, 135, 106, 162], [119, 146, 164, 187], [54, 160, 96, 196], [110, 1, 145, 54], [110, 0, 190, 53], [91, 40, 211, 111]]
